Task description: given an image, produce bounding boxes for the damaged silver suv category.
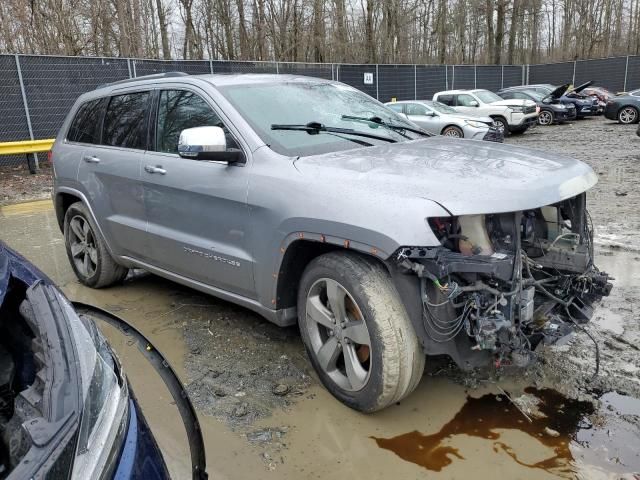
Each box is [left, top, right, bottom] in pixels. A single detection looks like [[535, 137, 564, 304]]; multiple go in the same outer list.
[[52, 73, 612, 412]]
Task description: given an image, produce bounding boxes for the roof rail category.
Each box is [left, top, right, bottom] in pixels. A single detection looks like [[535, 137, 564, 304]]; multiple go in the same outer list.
[[98, 71, 190, 89]]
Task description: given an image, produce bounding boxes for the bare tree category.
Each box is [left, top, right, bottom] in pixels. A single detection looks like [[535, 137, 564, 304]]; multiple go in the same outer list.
[[1, 0, 640, 65]]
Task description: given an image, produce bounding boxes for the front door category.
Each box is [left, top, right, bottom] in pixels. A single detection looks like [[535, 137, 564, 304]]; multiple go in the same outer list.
[[453, 93, 480, 116], [141, 88, 255, 298], [405, 103, 441, 134]]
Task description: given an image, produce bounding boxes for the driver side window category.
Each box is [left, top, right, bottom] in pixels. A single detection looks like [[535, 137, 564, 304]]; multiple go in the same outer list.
[[156, 90, 237, 154], [406, 103, 429, 116], [456, 94, 477, 107]]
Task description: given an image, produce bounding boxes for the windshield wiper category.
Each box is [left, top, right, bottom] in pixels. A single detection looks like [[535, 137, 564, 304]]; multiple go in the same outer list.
[[340, 115, 430, 137], [271, 122, 397, 143]]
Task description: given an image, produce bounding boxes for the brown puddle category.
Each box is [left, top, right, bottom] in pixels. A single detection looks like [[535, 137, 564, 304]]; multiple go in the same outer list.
[[372, 388, 594, 475]]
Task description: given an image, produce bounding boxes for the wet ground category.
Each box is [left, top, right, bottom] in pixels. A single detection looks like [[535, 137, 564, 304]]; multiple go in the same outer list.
[[1, 116, 639, 479]]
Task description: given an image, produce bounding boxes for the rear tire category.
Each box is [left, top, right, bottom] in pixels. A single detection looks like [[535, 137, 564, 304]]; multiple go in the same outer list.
[[441, 125, 464, 138], [63, 202, 128, 288], [618, 106, 639, 124], [297, 252, 425, 412]]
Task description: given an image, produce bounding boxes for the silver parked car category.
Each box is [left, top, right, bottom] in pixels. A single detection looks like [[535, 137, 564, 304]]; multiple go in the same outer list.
[[52, 73, 611, 413], [385, 100, 503, 141]]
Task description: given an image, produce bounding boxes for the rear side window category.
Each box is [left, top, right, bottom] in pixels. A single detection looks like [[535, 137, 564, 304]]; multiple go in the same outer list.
[[102, 92, 150, 150], [155, 90, 222, 154], [500, 92, 514, 99], [386, 103, 404, 113], [67, 99, 104, 144], [437, 94, 454, 106]]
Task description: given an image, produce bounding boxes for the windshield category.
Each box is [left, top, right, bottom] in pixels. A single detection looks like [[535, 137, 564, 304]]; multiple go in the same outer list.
[[474, 90, 503, 103], [523, 90, 545, 101], [218, 81, 423, 156], [427, 101, 458, 114]]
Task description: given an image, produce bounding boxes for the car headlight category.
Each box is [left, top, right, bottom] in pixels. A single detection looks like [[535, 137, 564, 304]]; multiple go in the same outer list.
[[464, 120, 487, 128], [509, 106, 524, 113], [57, 292, 129, 480], [556, 104, 566, 109]]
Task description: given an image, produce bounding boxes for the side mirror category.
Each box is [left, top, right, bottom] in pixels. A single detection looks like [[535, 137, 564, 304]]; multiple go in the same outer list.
[[469, 100, 479, 107], [178, 126, 245, 164], [426, 111, 437, 117]]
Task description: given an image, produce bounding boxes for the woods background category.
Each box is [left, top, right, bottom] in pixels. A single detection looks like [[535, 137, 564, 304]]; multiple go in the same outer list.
[[1, 0, 640, 65]]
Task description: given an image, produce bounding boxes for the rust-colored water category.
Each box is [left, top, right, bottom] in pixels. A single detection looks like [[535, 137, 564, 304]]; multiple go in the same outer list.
[[372, 388, 594, 475]]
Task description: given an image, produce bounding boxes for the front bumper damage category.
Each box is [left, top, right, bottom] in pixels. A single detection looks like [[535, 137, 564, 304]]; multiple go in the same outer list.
[[390, 193, 612, 370]]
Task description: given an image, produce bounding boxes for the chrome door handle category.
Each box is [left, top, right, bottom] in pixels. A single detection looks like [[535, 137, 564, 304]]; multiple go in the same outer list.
[[144, 165, 167, 175], [83, 155, 100, 164]]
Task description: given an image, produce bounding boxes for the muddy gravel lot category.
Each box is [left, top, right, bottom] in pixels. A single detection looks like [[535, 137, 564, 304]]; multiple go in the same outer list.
[[1, 115, 639, 479], [0, 162, 52, 206]]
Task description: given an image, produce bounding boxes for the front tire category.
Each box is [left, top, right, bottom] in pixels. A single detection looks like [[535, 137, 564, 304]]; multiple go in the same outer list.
[[441, 125, 464, 138], [64, 202, 128, 288], [618, 106, 639, 124], [297, 252, 425, 412], [538, 110, 554, 125], [491, 117, 508, 136]]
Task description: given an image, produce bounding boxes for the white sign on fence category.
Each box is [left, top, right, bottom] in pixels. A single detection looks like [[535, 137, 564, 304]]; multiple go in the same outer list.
[[363, 72, 374, 85]]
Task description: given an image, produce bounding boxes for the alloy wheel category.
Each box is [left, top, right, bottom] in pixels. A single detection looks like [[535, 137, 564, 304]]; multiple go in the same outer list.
[[620, 107, 638, 124], [68, 215, 98, 278], [443, 128, 462, 137], [305, 278, 372, 392], [538, 111, 553, 125]]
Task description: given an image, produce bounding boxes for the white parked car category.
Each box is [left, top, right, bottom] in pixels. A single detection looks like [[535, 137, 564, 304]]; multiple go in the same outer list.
[[433, 89, 539, 134], [385, 100, 503, 142]]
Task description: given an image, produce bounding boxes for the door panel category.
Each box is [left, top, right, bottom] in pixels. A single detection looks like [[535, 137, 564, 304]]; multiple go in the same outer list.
[[77, 92, 149, 259], [405, 103, 440, 134], [78, 147, 147, 259], [142, 89, 254, 298], [143, 155, 254, 297]]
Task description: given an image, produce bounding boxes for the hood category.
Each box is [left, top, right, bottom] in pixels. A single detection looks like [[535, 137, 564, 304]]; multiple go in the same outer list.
[[0, 241, 48, 305], [564, 95, 591, 105], [294, 138, 597, 216], [546, 83, 570, 100], [571, 81, 593, 94], [490, 99, 537, 108]]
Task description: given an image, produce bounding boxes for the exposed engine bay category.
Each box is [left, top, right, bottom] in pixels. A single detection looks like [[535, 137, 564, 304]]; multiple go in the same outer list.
[[397, 193, 613, 369], [0, 277, 43, 478]]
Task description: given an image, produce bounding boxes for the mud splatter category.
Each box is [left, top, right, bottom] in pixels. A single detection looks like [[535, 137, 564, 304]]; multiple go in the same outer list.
[[372, 388, 593, 475]]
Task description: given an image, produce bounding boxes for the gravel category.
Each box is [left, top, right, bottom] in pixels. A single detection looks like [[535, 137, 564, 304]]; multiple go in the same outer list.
[[0, 163, 52, 206]]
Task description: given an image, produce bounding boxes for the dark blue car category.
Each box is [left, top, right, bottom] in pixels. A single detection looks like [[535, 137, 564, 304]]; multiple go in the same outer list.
[[499, 82, 599, 118], [0, 242, 207, 479]]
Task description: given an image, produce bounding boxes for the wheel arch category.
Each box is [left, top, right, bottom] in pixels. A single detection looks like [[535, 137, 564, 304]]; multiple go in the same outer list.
[[54, 187, 117, 260], [274, 237, 391, 312], [489, 114, 507, 122], [54, 190, 83, 231]]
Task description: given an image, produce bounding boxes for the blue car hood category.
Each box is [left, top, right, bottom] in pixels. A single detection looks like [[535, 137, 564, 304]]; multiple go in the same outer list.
[[0, 241, 49, 305]]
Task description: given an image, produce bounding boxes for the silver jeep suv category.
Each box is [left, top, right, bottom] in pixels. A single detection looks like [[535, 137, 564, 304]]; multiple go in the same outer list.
[[52, 73, 611, 412]]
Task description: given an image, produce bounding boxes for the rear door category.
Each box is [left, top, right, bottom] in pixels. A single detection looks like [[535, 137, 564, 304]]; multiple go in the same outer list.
[[141, 87, 255, 298], [404, 103, 441, 134], [76, 91, 150, 259]]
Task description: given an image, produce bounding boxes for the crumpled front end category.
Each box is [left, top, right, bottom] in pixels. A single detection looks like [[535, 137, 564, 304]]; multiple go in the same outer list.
[[393, 192, 612, 370]]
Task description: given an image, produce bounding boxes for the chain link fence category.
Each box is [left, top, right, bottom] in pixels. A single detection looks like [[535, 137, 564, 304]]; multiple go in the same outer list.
[[1, 54, 639, 168]]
